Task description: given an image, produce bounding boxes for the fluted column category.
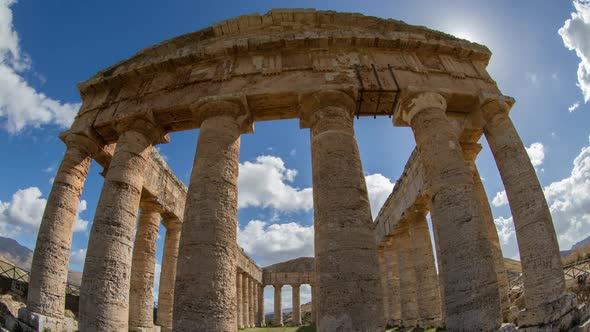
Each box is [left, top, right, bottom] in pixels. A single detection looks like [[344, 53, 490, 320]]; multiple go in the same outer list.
[[173, 101, 248, 331], [292, 284, 302, 326], [384, 239, 401, 323], [249, 278, 255, 327], [408, 208, 441, 326], [396, 221, 418, 326], [304, 90, 383, 332], [462, 143, 511, 320], [80, 119, 167, 331], [399, 92, 501, 330], [129, 201, 161, 331], [258, 284, 265, 327], [236, 271, 243, 328], [242, 273, 250, 328], [273, 284, 283, 326], [481, 98, 570, 325], [378, 246, 390, 325], [25, 133, 97, 330], [311, 284, 317, 325], [157, 221, 181, 332]]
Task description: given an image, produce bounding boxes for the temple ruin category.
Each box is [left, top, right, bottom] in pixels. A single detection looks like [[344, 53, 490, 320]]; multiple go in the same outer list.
[[16, 8, 587, 332]]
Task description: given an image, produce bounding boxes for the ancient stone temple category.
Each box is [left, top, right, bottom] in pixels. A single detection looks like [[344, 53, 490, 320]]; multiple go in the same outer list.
[[19, 8, 584, 332]]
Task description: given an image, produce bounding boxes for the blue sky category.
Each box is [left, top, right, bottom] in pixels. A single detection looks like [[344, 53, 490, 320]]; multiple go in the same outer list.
[[0, 0, 589, 310]]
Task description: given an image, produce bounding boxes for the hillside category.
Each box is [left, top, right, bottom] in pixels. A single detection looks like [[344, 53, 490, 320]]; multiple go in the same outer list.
[[0, 236, 82, 286], [266, 302, 312, 325]]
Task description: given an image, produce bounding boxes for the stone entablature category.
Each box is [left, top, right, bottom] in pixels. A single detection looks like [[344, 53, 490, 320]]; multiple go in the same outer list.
[[69, 8, 500, 144], [262, 257, 316, 286]]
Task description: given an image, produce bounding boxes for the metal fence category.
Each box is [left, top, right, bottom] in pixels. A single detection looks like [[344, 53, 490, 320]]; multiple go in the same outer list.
[[0, 258, 80, 296]]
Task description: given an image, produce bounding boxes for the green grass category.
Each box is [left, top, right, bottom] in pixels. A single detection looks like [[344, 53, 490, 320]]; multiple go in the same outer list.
[[242, 326, 316, 332]]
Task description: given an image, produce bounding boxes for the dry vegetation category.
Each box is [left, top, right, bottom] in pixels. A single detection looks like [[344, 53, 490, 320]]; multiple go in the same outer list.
[[562, 243, 590, 266]]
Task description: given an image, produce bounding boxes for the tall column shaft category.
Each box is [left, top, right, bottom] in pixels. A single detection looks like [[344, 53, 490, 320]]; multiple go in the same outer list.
[[482, 100, 567, 322], [307, 90, 383, 332], [157, 223, 181, 332], [378, 247, 390, 325], [236, 272, 243, 328], [242, 273, 250, 328], [273, 284, 283, 326], [462, 143, 511, 320], [408, 209, 441, 325], [129, 202, 161, 330], [27, 135, 93, 325], [173, 109, 242, 331], [384, 240, 401, 323], [404, 92, 501, 330], [396, 222, 418, 326], [258, 284, 265, 327], [292, 284, 302, 326], [80, 126, 159, 331], [249, 278, 255, 327], [311, 284, 318, 325]]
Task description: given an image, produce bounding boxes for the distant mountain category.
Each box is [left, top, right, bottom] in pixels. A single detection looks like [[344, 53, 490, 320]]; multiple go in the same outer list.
[[0, 236, 33, 269], [0, 236, 82, 286], [561, 235, 590, 257]]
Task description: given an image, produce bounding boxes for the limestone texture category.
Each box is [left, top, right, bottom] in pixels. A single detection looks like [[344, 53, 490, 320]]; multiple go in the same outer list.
[[157, 222, 181, 332]]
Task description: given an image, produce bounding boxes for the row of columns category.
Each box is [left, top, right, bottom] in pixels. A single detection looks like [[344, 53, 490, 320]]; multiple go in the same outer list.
[[268, 283, 309, 327], [23, 89, 569, 331], [236, 271, 264, 328]]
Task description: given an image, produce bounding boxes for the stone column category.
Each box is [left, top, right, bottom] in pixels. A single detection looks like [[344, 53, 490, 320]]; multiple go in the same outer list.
[[236, 271, 243, 328], [258, 284, 266, 327], [378, 246, 390, 325], [80, 120, 166, 331], [173, 101, 247, 331], [384, 239, 401, 323], [396, 221, 418, 327], [304, 90, 383, 332], [311, 284, 317, 325], [24, 133, 96, 330], [462, 143, 511, 321], [243, 273, 250, 328], [292, 284, 302, 326], [249, 278, 255, 327], [400, 92, 501, 330], [129, 201, 161, 331], [273, 284, 283, 326], [408, 208, 441, 326], [481, 98, 569, 325], [157, 221, 181, 332]]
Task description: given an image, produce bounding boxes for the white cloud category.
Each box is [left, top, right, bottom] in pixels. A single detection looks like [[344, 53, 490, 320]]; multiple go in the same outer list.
[[492, 190, 508, 208], [238, 155, 313, 212], [69, 248, 86, 267], [494, 216, 519, 260], [526, 142, 545, 168], [238, 155, 395, 218], [0, 0, 80, 134], [544, 143, 590, 250], [559, 1, 590, 103], [525, 72, 539, 85], [569, 101, 581, 112], [153, 261, 161, 300], [494, 137, 590, 257], [238, 220, 314, 267], [0, 187, 88, 236], [364, 173, 395, 218]]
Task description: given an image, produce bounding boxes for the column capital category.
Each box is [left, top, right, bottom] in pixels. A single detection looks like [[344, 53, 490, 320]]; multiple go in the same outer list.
[[395, 91, 447, 127], [192, 98, 253, 134], [479, 93, 514, 123], [115, 113, 169, 145], [139, 199, 162, 213], [299, 89, 356, 128], [461, 142, 483, 163], [59, 129, 104, 158]]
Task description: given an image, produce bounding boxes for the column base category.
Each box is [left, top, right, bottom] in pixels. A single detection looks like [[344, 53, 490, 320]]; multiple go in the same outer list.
[[17, 307, 78, 332], [517, 293, 578, 331]]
